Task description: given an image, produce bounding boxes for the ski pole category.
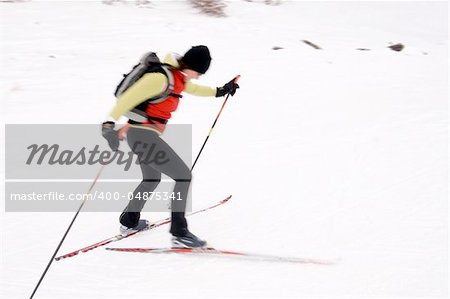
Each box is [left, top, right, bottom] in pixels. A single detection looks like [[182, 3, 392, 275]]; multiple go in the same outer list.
[[191, 75, 240, 171], [29, 164, 105, 299]]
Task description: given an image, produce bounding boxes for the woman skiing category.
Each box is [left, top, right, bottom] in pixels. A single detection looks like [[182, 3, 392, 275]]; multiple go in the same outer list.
[[101, 45, 239, 248]]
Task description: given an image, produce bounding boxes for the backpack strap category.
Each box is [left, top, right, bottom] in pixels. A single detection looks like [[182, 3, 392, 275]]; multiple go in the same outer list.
[[124, 108, 148, 123], [125, 110, 168, 125], [145, 64, 182, 104]]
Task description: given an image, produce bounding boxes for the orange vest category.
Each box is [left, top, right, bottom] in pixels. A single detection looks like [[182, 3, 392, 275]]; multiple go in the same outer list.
[[143, 70, 185, 133]]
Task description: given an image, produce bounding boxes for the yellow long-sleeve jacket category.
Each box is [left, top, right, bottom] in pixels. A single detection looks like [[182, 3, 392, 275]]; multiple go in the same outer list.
[[109, 53, 216, 122]]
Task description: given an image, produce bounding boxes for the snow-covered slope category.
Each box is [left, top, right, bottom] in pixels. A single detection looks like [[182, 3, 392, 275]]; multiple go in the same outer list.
[[1, 1, 448, 298]]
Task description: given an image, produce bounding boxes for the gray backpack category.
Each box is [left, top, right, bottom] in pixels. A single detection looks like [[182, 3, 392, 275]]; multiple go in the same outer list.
[[114, 52, 180, 123]]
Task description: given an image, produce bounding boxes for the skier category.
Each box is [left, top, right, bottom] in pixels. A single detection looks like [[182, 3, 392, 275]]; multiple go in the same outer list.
[[101, 45, 239, 248]]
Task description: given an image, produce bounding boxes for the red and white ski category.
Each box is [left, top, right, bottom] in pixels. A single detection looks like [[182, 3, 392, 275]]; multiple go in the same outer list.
[[54, 195, 232, 261], [105, 246, 337, 265]]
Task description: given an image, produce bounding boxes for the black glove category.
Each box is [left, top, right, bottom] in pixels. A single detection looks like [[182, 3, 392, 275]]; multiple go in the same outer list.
[[216, 78, 240, 97], [101, 121, 120, 151]]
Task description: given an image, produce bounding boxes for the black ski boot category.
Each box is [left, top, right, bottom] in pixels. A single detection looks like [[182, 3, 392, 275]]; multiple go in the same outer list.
[[120, 219, 149, 236], [171, 231, 207, 248], [119, 211, 149, 236]]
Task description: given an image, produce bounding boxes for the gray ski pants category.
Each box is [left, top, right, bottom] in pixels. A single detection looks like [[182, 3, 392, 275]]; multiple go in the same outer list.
[[120, 127, 191, 235]]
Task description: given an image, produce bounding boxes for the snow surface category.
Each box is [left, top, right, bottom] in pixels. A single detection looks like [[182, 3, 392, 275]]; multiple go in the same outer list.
[[0, 1, 448, 298]]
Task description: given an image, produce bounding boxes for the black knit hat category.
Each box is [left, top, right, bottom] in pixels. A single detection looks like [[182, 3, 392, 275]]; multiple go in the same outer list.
[[181, 45, 212, 74]]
